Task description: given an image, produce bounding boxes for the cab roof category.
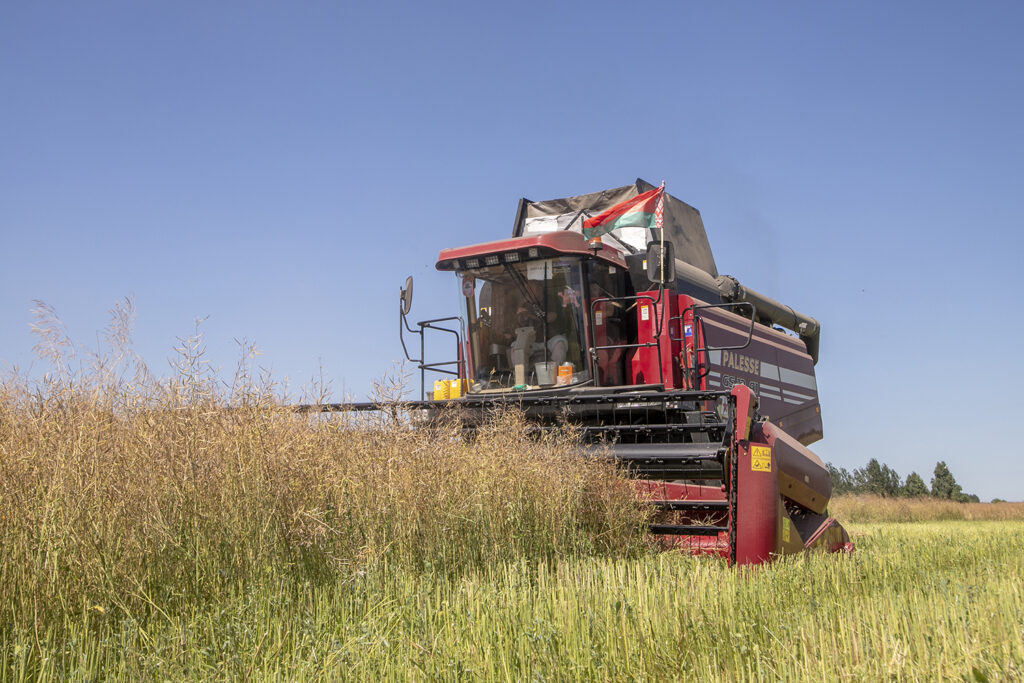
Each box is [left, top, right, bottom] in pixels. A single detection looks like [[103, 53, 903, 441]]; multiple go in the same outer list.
[[436, 231, 627, 271]]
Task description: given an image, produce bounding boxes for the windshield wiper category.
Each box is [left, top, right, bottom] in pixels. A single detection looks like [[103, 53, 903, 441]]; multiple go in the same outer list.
[[504, 264, 544, 317]]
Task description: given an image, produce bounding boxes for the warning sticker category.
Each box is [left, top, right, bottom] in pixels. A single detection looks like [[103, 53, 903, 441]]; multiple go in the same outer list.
[[782, 518, 791, 544], [750, 446, 772, 472], [640, 306, 650, 321]]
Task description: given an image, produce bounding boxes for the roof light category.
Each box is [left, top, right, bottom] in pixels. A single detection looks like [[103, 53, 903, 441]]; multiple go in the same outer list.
[[503, 252, 520, 263], [485, 254, 500, 266], [587, 236, 603, 252], [527, 247, 539, 258], [465, 258, 480, 269]]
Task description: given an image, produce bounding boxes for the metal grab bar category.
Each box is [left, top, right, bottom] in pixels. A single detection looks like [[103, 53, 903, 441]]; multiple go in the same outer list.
[[588, 293, 664, 388], [670, 302, 756, 389], [399, 308, 465, 400]]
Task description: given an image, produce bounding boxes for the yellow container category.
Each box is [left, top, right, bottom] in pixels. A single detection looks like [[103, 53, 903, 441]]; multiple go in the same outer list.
[[449, 379, 465, 399], [433, 379, 450, 401]]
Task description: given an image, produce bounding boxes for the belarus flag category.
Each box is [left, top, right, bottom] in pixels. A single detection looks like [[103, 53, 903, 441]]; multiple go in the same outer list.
[[582, 185, 665, 240]]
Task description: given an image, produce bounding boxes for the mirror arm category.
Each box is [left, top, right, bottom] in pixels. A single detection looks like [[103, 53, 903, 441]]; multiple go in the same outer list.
[[398, 305, 422, 363]]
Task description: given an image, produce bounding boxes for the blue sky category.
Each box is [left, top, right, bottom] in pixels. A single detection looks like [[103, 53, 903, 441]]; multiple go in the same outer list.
[[2, 2, 1022, 500]]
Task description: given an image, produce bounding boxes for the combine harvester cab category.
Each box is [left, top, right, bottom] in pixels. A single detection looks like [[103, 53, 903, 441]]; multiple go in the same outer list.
[[361, 179, 850, 565]]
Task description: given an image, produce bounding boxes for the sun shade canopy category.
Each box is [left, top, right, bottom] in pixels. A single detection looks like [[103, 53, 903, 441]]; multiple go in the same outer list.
[[511, 178, 718, 277]]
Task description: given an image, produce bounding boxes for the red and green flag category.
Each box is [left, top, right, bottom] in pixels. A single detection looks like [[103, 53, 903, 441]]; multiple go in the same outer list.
[[582, 184, 665, 240]]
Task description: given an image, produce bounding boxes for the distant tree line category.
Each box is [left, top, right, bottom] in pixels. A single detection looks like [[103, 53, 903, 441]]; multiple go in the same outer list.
[[826, 459, 980, 502]]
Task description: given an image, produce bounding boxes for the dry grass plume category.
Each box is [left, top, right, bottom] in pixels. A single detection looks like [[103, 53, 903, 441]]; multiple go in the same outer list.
[[830, 494, 1024, 522], [0, 300, 648, 629]]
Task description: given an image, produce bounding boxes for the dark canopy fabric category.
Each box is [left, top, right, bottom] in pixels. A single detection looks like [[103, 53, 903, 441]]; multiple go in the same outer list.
[[511, 178, 718, 277]]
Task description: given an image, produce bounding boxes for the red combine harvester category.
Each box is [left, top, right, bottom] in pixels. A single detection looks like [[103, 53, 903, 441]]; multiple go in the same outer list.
[[323, 180, 850, 565]]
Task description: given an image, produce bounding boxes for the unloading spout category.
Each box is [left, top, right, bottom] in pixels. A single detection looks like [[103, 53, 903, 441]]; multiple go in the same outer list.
[[670, 258, 820, 364], [714, 275, 821, 365]]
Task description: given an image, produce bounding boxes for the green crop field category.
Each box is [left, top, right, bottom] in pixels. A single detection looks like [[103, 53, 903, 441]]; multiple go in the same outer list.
[[2, 521, 1022, 681], [2, 338, 1022, 681]]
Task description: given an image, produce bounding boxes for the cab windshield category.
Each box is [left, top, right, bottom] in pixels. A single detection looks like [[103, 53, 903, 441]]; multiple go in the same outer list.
[[460, 257, 589, 392]]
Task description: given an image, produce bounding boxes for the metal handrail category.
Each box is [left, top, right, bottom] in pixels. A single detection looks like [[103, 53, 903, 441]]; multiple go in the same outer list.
[[399, 307, 465, 400], [588, 293, 664, 388], [678, 302, 757, 389]]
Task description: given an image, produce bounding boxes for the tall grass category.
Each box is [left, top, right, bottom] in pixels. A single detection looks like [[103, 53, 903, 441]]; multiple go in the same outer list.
[[0, 302, 648, 634], [5, 303, 1023, 680], [831, 494, 1024, 522]]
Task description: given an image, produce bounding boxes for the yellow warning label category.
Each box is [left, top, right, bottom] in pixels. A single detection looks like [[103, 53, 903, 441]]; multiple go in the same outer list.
[[750, 446, 772, 472], [782, 518, 791, 544]]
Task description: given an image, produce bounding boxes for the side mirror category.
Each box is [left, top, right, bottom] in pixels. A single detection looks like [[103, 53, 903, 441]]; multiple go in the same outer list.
[[645, 241, 676, 284], [400, 276, 414, 315]]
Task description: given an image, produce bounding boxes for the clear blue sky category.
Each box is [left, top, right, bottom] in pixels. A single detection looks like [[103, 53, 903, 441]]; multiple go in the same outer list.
[[2, 2, 1022, 500]]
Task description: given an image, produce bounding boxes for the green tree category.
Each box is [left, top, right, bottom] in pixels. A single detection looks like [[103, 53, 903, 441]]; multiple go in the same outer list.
[[931, 461, 963, 500], [826, 463, 854, 495], [902, 471, 929, 497], [853, 458, 901, 497]]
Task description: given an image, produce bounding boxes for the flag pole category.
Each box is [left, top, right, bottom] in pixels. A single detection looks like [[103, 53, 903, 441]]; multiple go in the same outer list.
[[656, 180, 667, 334], [658, 180, 665, 273]]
